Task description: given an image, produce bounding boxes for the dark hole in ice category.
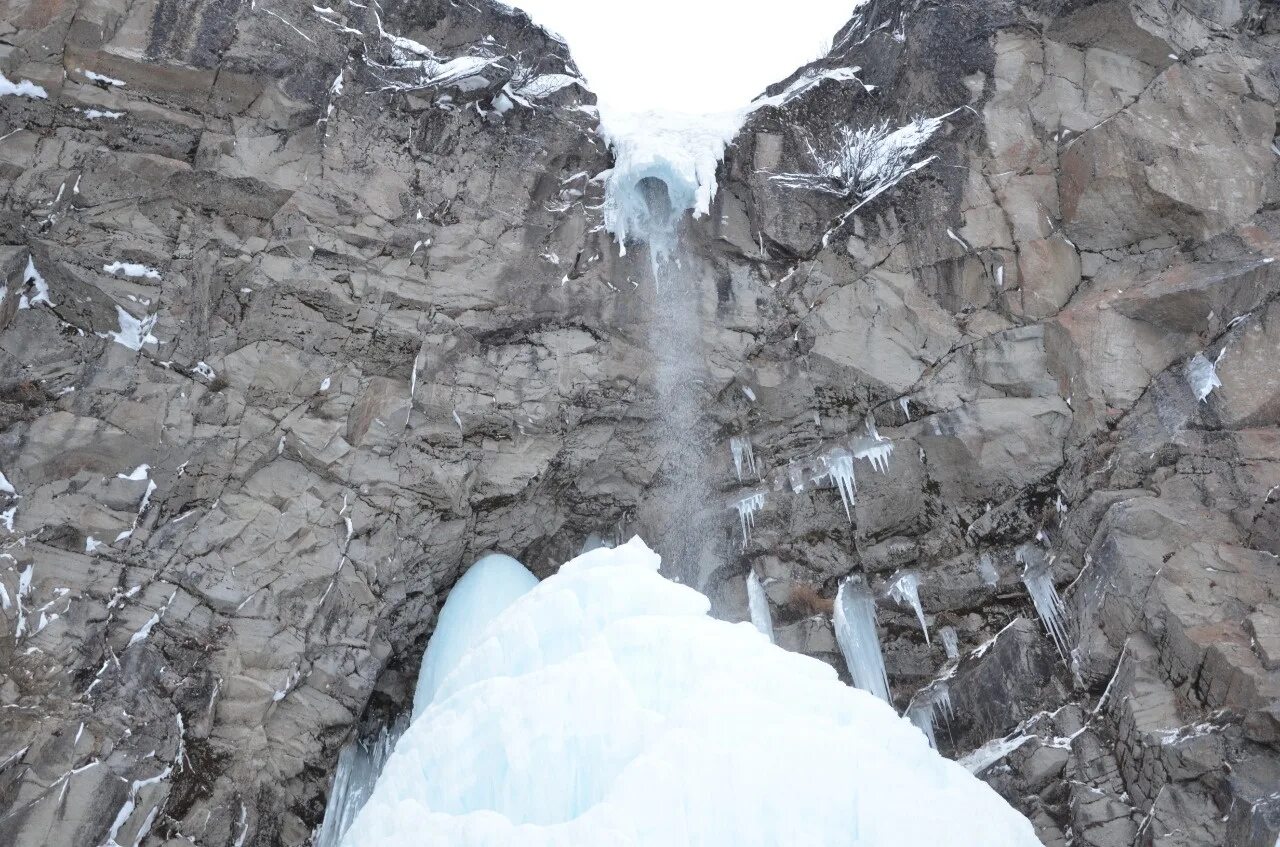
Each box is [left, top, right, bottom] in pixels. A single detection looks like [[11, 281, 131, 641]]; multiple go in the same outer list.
[[636, 175, 673, 220]]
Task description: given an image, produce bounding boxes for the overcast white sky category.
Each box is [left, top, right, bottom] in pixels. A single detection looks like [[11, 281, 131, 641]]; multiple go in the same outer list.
[[510, 0, 860, 114]]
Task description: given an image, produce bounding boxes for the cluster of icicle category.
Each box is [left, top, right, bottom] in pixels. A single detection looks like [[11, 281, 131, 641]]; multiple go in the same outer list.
[[329, 539, 1041, 846], [725, 416, 896, 548]]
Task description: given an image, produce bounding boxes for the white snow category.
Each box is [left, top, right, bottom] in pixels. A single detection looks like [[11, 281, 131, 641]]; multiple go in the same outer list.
[[193, 361, 217, 381], [18, 258, 51, 309], [126, 591, 175, 648], [771, 115, 947, 206], [410, 553, 538, 720], [1185, 352, 1222, 402], [118, 465, 150, 482], [104, 306, 159, 351], [512, 73, 582, 101], [103, 261, 161, 279], [340, 537, 1040, 847], [746, 570, 774, 644], [81, 69, 126, 86], [0, 471, 14, 495], [0, 72, 48, 99], [834, 574, 891, 703]]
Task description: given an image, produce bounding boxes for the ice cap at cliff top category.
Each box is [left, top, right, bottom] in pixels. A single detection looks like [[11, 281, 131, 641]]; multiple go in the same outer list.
[[510, 1, 869, 247], [340, 536, 1041, 847], [511, 0, 862, 114]]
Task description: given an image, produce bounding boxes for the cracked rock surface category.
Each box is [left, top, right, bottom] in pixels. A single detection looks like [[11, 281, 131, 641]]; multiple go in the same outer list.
[[1, 0, 1278, 845]]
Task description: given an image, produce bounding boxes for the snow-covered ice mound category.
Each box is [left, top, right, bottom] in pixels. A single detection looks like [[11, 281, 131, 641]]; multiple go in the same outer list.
[[341, 538, 1042, 846]]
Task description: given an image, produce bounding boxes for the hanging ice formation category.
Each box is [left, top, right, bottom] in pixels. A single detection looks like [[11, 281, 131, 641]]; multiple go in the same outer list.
[[833, 574, 892, 703], [888, 570, 930, 645], [601, 109, 744, 261], [746, 570, 775, 643], [820, 448, 857, 520], [411, 553, 539, 719], [729, 434, 757, 481], [1017, 543, 1071, 659], [812, 416, 896, 520], [315, 715, 407, 847], [852, 416, 894, 472], [340, 539, 1042, 847], [940, 625, 959, 661], [906, 682, 954, 750], [731, 491, 767, 548]]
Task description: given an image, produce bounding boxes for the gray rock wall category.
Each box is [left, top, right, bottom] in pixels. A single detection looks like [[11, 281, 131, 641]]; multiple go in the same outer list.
[[1, 0, 1277, 845]]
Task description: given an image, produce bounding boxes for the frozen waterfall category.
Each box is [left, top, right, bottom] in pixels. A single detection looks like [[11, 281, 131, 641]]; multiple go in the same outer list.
[[339, 538, 1042, 847], [314, 716, 406, 847], [411, 552, 539, 718]]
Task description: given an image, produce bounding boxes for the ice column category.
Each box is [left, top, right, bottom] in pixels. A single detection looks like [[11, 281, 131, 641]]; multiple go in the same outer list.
[[412, 553, 538, 719], [315, 716, 406, 847], [834, 575, 891, 703], [746, 570, 775, 643]]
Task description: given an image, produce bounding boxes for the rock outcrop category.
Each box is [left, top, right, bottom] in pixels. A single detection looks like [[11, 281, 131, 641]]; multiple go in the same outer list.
[[1, 0, 1277, 845]]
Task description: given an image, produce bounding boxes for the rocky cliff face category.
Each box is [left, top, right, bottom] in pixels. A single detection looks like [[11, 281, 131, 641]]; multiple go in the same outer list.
[[1, 1, 1277, 845]]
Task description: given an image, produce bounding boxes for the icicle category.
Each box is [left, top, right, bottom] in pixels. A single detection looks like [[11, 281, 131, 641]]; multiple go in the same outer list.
[[898, 397, 911, 420], [745, 571, 774, 644], [851, 416, 893, 472], [729, 435, 757, 481], [820, 449, 856, 521], [732, 491, 766, 548], [940, 626, 959, 660], [834, 575, 891, 703], [906, 700, 937, 749], [315, 715, 408, 847], [1017, 544, 1071, 659], [888, 570, 929, 644], [906, 682, 953, 750]]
